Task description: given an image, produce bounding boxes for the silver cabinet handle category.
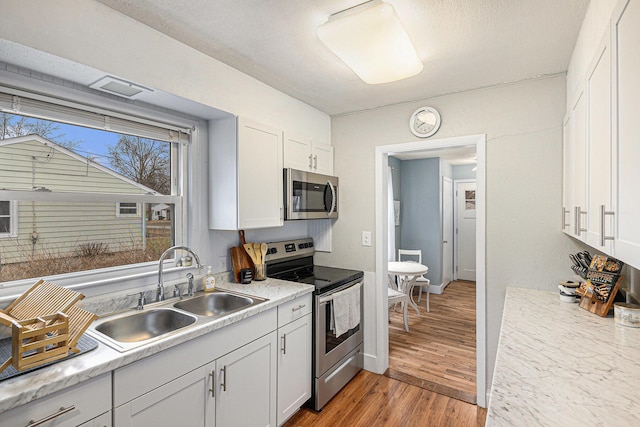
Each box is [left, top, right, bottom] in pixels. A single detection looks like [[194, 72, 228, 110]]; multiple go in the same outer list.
[[313, 155, 318, 169], [27, 405, 75, 426], [221, 366, 227, 392], [443, 240, 448, 244], [600, 205, 615, 246], [292, 304, 305, 312], [308, 154, 313, 169], [281, 334, 287, 354], [574, 206, 587, 235], [209, 370, 215, 398], [562, 207, 570, 229]]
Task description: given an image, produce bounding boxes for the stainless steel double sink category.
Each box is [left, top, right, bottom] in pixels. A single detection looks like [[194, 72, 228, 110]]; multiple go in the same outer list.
[[88, 290, 267, 352]]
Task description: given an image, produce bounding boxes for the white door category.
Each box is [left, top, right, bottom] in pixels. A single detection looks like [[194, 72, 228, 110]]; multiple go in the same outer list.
[[442, 177, 454, 286], [455, 180, 476, 281]]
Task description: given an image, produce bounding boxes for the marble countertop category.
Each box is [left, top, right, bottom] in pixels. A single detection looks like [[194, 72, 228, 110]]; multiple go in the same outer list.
[[0, 278, 313, 413], [487, 287, 640, 426]]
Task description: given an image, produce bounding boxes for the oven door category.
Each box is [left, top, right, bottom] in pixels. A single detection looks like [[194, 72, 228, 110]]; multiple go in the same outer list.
[[285, 168, 338, 220], [315, 281, 363, 376]]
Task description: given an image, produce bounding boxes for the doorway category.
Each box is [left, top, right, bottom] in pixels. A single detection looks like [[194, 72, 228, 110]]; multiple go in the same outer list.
[[374, 134, 487, 407], [455, 179, 477, 281], [442, 177, 454, 286]]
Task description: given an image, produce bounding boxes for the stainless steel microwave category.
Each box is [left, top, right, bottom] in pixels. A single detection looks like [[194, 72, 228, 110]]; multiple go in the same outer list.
[[284, 168, 338, 220]]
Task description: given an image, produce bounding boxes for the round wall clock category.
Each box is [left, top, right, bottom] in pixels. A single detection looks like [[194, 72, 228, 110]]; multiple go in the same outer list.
[[409, 106, 441, 138]]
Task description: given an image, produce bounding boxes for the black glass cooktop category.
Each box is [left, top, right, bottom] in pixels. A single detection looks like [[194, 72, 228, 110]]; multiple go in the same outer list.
[[268, 263, 363, 294]]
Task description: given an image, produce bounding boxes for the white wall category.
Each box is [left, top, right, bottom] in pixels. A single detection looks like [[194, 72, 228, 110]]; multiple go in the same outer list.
[[318, 75, 590, 392]]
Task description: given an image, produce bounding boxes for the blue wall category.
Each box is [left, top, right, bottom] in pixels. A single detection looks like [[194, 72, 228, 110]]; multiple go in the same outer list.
[[388, 156, 403, 253], [400, 158, 441, 286]]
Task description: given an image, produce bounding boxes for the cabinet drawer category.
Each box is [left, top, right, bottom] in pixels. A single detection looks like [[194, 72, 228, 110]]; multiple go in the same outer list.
[[278, 294, 312, 328], [0, 373, 111, 427]]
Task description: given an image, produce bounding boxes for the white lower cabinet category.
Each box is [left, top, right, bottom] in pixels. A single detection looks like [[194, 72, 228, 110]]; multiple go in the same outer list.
[[216, 332, 277, 427], [277, 314, 311, 426], [276, 294, 312, 426], [0, 373, 111, 427], [114, 363, 215, 427], [79, 411, 112, 427]]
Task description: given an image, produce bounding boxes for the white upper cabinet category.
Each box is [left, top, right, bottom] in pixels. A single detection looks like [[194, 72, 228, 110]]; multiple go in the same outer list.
[[209, 116, 284, 230], [284, 133, 334, 175], [569, 87, 588, 241], [562, 114, 573, 234], [586, 31, 614, 252], [612, 0, 640, 267]]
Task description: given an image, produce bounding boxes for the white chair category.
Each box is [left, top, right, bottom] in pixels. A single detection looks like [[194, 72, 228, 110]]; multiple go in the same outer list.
[[387, 274, 409, 332], [398, 249, 431, 312]]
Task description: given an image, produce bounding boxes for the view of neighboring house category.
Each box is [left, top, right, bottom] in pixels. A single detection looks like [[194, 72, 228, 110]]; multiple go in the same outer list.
[[0, 134, 159, 264]]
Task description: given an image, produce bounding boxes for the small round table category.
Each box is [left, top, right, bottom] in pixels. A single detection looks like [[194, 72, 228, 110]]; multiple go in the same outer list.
[[388, 261, 429, 317]]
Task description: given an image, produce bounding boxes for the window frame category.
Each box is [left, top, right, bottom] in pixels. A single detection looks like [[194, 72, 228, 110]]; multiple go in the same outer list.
[[0, 78, 197, 298], [0, 200, 18, 238], [116, 202, 141, 218]]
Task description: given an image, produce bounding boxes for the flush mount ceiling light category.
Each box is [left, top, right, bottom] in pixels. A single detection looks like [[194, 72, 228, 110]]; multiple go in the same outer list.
[[89, 76, 152, 99], [317, 0, 423, 85]]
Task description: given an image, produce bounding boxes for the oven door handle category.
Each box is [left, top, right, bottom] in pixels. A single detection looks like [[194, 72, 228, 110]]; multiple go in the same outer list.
[[318, 281, 362, 305]]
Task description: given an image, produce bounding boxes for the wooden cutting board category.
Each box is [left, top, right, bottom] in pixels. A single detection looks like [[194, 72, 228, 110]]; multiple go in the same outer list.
[[230, 230, 253, 283]]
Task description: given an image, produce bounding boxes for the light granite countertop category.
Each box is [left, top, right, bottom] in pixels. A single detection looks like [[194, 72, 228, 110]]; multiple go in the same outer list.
[[487, 287, 640, 426], [0, 278, 313, 413]]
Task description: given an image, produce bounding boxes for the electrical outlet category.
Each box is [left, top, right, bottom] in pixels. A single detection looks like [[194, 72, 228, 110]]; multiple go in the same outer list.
[[218, 256, 227, 272], [362, 231, 372, 247]]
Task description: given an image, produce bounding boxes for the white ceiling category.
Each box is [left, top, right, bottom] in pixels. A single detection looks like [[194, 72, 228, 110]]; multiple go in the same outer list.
[[96, 0, 589, 116]]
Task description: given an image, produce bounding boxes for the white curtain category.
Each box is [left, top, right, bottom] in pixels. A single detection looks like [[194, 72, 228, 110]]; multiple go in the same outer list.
[[388, 166, 396, 262]]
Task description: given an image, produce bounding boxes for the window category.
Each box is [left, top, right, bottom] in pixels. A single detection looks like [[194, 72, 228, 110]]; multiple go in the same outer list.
[[117, 202, 140, 217], [0, 200, 17, 238], [0, 89, 190, 284]]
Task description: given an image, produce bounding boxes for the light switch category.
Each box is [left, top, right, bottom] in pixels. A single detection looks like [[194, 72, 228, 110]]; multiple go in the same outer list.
[[362, 231, 372, 246]]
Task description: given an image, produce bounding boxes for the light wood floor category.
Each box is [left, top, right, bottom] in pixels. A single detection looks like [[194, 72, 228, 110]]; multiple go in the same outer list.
[[283, 370, 487, 427], [387, 281, 477, 404]]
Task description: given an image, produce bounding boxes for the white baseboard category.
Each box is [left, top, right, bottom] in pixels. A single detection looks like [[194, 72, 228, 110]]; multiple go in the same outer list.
[[362, 352, 384, 374], [419, 281, 451, 295]]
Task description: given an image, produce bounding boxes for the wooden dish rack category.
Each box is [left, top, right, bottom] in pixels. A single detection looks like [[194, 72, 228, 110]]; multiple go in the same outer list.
[[0, 279, 97, 374]]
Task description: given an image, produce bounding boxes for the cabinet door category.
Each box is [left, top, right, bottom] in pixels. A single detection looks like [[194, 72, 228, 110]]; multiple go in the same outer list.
[[114, 363, 214, 427], [284, 133, 313, 171], [571, 89, 588, 240], [613, 0, 640, 266], [0, 374, 111, 427], [238, 118, 283, 229], [562, 114, 573, 234], [586, 31, 614, 253], [311, 142, 334, 175], [277, 314, 312, 426], [216, 332, 277, 427], [79, 411, 112, 427]]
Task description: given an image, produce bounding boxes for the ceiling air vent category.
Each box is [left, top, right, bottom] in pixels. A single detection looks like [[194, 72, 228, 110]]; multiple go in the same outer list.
[[89, 76, 152, 99]]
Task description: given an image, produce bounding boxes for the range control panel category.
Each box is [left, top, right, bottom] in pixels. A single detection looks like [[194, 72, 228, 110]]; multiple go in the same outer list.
[[265, 238, 315, 263]]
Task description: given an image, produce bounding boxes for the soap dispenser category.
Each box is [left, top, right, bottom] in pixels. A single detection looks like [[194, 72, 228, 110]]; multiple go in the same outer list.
[[203, 266, 216, 292]]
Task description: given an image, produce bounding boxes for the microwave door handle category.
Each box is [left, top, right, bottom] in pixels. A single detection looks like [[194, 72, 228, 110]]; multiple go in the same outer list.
[[326, 181, 337, 216]]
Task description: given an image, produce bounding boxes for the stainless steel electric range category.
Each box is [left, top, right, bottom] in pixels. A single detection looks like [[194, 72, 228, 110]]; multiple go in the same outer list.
[[265, 238, 364, 411]]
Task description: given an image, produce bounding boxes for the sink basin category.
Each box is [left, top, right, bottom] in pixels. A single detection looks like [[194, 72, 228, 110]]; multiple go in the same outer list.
[[174, 292, 261, 317], [94, 308, 197, 344]]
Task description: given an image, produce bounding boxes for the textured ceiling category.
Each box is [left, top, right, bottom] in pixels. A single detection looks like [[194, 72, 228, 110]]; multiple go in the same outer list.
[[96, 0, 589, 116]]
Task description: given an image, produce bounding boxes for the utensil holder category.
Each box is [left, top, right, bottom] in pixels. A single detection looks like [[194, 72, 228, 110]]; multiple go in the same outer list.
[[254, 263, 267, 281]]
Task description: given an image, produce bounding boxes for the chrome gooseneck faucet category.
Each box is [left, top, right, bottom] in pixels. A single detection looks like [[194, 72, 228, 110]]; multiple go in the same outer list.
[[157, 245, 202, 302]]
